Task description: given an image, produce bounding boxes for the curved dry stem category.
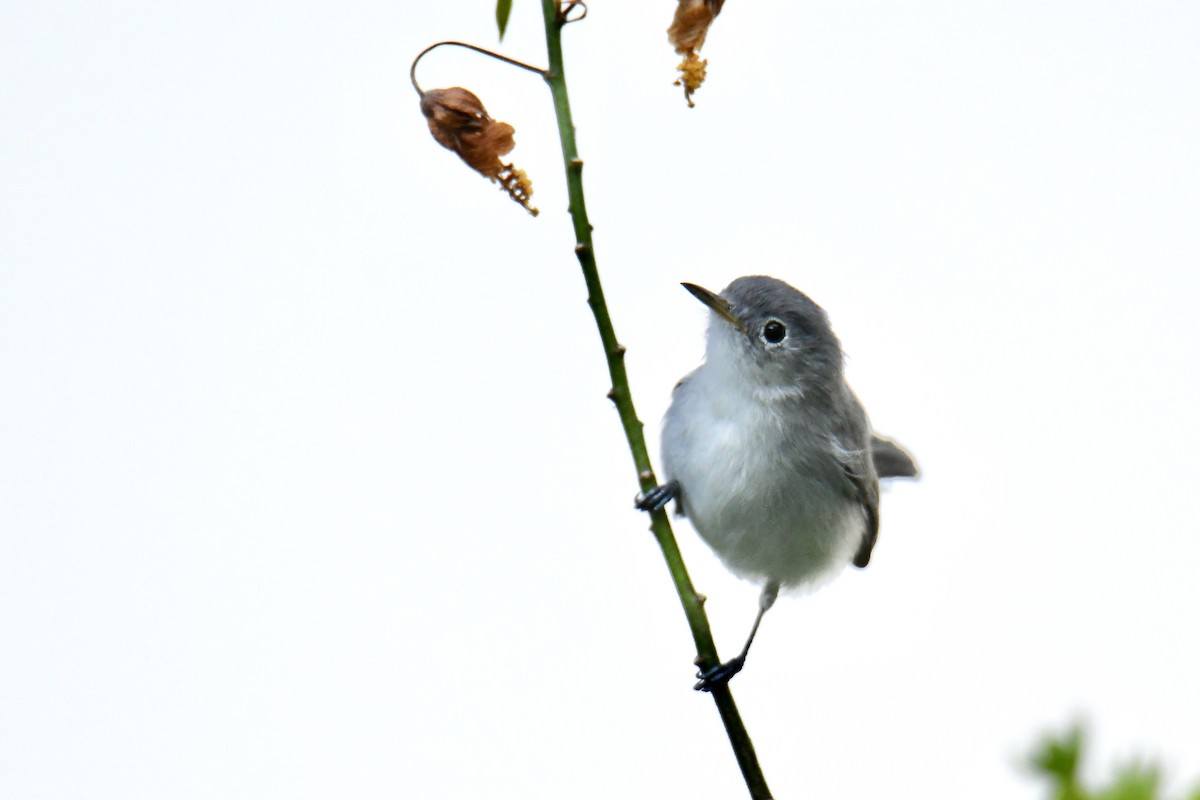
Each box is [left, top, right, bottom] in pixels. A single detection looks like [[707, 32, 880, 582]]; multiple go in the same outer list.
[[410, 40, 547, 96], [558, 1, 587, 23]]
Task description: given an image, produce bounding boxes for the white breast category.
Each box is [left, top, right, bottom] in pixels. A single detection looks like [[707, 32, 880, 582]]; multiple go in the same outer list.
[[662, 366, 863, 589]]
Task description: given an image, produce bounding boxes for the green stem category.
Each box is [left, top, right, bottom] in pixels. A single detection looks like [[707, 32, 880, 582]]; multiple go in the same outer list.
[[538, 3, 772, 798]]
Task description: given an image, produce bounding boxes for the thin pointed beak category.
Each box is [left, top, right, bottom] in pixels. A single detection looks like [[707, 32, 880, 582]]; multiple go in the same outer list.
[[681, 282, 744, 333]]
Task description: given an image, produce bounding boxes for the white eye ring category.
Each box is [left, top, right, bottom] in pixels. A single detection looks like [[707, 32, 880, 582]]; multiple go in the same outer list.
[[762, 320, 787, 344]]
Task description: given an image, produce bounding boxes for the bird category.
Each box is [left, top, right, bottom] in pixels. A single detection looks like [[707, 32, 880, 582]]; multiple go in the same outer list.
[[636, 276, 917, 691]]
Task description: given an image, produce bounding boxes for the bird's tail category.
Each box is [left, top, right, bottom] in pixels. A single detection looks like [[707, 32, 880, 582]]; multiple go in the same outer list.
[[871, 434, 919, 479]]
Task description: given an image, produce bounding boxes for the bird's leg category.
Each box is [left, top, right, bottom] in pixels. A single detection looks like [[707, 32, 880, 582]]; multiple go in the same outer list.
[[694, 582, 780, 692], [634, 479, 679, 513]]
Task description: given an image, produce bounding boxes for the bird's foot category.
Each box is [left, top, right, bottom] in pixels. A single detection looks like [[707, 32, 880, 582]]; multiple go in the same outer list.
[[635, 480, 679, 513], [693, 654, 746, 692]]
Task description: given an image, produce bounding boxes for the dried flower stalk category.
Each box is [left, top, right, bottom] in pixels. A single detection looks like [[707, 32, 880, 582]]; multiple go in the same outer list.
[[667, 0, 726, 107]]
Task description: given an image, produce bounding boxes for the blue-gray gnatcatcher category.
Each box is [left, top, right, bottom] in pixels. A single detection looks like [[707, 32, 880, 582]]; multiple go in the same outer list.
[[637, 276, 917, 691]]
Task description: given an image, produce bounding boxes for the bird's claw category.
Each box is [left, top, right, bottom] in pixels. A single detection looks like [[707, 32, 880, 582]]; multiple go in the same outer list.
[[693, 654, 746, 692], [635, 480, 679, 513]]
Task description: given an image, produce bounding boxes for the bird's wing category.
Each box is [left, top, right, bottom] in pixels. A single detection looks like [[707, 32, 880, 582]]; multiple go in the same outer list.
[[850, 435, 918, 567], [840, 452, 879, 569], [827, 400, 880, 569], [667, 374, 692, 518]]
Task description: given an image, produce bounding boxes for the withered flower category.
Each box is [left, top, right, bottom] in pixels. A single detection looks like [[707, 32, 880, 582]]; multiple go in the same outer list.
[[420, 87, 538, 216], [667, 0, 725, 108]]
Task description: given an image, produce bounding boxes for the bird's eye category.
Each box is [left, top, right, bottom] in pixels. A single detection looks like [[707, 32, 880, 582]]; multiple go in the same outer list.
[[762, 320, 787, 344]]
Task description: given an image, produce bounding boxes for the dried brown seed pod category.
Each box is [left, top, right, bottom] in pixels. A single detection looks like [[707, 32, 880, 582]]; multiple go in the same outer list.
[[420, 87, 537, 215]]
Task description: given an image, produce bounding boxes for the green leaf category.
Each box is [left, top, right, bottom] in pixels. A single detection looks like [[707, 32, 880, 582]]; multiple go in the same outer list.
[[496, 0, 512, 41], [1095, 762, 1160, 800], [1029, 724, 1084, 783]]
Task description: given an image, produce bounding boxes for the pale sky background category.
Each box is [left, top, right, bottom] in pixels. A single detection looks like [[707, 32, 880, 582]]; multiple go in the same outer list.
[[2, 2, 1199, 799]]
